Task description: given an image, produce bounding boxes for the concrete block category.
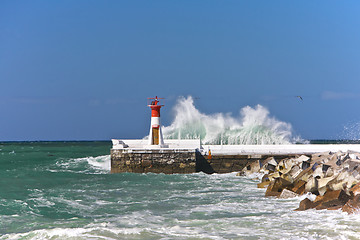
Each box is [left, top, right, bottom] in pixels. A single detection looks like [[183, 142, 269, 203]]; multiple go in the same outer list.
[[311, 151, 331, 161], [296, 198, 318, 211], [313, 165, 323, 178], [267, 157, 278, 167], [295, 167, 314, 183], [295, 155, 310, 163], [318, 186, 327, 196], [346, 160, 360, 172], [350, 182, 360, 197], [329, 181, 346, 192], [265, 177, 293, 197], [279, 189, 299, 199], [324, 167, 334, 178], [301, 161, 311, 170], [349, 153, 360, 160], [291, 180, 306, 195], [314, 189, 351, 210], [305, 177, 315, 193], [345, 175, 359, 191], [352, 170, 360, 180], [317, 176, 335, 189], [261, 174, 270, 182], [342, 195, 360, 214], [265, 190, 281, 197], [257, 181, 270, 188], [268, 172, 281, 181], [281, 173, 294, 184]]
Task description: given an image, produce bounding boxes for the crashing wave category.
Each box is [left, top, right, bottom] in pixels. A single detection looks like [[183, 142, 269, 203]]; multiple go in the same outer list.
[[160, 96, 302, 145]]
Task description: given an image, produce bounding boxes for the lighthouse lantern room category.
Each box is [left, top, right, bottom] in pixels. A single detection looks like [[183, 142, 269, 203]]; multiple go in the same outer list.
[[148, 96, 165, 147]]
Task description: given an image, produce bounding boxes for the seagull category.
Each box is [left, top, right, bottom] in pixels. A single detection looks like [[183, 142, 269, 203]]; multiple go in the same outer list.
[[296, 96, 303, 101]]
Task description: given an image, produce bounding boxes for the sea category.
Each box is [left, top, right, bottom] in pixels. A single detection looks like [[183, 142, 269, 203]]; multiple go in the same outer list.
[[2, 97, 360, 239], [1, 141, 360, 240]]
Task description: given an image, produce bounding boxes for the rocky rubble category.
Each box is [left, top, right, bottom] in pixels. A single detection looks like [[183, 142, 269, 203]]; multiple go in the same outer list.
[[238, 151, 360, 214]]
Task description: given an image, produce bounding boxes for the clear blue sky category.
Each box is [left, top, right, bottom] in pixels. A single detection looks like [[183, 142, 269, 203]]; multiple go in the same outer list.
[[1, 0, 360, 141]]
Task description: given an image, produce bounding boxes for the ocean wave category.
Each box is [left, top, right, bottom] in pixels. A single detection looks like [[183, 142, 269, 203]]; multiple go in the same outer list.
[[2, 173, 360, 239], [159, 96, 304, 144], [0, 225, 147, 240], [3, 209, 360, 240], [53, 155, 110, 174]]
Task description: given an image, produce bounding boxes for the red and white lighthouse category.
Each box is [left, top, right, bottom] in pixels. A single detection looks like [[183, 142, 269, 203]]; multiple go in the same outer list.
[[148, 96, 165, 146]]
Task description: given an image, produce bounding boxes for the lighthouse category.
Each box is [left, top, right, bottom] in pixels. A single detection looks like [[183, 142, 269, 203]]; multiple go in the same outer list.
[[148, 96, 165, 147]]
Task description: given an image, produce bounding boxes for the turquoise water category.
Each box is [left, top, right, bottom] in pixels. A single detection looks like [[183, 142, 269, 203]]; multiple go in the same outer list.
[[1, 142, 360, 239]]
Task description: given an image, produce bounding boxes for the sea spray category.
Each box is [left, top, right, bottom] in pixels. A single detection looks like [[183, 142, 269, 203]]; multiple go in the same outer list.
[[341, 120, 360, 141], [161, 96, 301, 145]]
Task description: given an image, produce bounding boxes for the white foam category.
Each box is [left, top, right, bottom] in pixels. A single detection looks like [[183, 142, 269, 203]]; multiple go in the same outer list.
[[86, 155, 111, 171], [161, 96, 303, 145], [298, 192, 317, 202], [246, 172, 265, 180], [54, 155, 110, 174], [1, 226, 124, 240]]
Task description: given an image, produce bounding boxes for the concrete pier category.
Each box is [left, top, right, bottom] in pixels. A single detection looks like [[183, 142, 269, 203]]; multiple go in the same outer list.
[[111, 140, 360, 174]]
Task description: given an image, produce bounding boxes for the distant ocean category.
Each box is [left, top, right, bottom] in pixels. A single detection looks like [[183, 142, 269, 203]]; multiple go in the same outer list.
[[1, 141, 360, 239]]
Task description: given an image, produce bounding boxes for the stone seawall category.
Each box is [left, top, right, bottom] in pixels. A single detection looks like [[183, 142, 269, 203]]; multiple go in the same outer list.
[[111, 148, 302, 174], [111, 149, 197, 174]]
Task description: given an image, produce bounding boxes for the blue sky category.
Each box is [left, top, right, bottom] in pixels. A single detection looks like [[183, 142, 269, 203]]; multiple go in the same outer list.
[[1, 0, 360, 141]]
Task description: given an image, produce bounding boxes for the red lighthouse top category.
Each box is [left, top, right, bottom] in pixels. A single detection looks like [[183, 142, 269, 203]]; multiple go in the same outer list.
[[148, 96, 164, 117]]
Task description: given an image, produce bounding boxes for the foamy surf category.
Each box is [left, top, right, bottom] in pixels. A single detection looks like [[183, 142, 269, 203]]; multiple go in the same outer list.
[[2, 169, 360, 240], [0, 226, 148, 240], [2, 142, 360, 239], [2, 203, 360, 240]]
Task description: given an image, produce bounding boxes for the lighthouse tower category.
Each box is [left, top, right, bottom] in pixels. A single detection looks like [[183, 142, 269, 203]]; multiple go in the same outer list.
[[148, 96, 165, 147]]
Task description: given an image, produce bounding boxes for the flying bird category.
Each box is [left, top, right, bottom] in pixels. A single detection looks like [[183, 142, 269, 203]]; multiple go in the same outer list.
[[296, 96, 303, 101]]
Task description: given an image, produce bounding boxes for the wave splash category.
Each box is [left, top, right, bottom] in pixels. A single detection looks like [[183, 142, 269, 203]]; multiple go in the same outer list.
[[162, 96, 301, 145], [341, 121, 360, 141], [54, 155, 110, 174]]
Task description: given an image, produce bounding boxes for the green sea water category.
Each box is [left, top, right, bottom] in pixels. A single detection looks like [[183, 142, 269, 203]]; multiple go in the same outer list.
[[1, 141, 360, 239]]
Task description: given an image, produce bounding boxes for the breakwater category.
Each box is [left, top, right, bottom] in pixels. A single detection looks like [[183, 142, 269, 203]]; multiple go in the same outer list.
[[240, 150, 360, 214], [111, 148, 298, 174], [110, 148, 303, 174], [111, 143, 360, 174]]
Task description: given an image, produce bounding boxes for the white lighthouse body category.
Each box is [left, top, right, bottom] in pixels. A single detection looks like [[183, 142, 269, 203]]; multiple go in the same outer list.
[[148, 116, 165, 146]]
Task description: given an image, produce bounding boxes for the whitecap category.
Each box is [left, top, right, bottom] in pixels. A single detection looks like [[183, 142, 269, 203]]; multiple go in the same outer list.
[[54, 155, 110, 174]]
